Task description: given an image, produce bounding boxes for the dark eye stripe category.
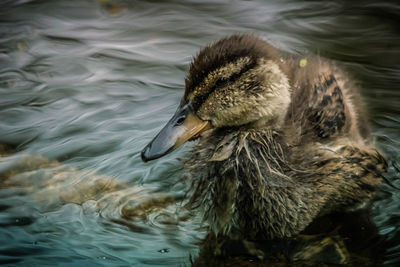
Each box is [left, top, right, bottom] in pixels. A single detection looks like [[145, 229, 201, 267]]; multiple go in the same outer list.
[[226, 60, 256, 84], [191, 60, 257, 111]]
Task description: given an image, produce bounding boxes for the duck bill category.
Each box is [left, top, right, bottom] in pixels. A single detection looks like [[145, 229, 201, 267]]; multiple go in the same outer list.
[[141, 104, 211, 162]]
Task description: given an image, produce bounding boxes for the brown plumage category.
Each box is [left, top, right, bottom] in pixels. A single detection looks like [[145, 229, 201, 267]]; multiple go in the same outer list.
[[141, 34, 387, 240]]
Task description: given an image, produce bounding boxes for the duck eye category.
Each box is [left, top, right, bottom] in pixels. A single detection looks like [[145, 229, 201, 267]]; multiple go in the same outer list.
[[215, 77, 229, 87]]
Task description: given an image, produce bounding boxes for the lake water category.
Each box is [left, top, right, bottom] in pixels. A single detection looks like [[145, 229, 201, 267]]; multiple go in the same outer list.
[[0, 0, 399, 266]]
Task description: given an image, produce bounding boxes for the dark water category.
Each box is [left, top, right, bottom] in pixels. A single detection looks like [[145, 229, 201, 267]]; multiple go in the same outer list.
[[0, 0, 399, 266]]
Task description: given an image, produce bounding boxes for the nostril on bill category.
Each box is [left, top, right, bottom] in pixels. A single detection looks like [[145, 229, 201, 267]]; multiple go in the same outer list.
[[175, 115, 186, 126]]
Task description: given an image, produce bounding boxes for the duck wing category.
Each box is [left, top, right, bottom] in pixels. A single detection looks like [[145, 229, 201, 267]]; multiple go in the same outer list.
[[305, 143, 387, 214], [285, 61, 371, 144], [306, 73, 348, 139]]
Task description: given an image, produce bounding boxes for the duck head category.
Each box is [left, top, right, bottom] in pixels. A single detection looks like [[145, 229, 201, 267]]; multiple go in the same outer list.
[[141, 35, 291, 162]]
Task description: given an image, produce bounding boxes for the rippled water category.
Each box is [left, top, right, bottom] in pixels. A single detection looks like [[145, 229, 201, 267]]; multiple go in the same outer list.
[[0, 0, 399, 266]]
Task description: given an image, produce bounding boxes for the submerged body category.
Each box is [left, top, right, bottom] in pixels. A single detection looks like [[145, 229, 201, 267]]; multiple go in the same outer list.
[[142, 35, 386, 240]]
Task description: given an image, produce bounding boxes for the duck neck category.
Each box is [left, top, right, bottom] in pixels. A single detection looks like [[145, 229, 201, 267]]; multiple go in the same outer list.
[[184, 128, 308, 239]]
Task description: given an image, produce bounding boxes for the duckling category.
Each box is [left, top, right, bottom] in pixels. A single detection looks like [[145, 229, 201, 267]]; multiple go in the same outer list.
[[141, 34, 387, 240]]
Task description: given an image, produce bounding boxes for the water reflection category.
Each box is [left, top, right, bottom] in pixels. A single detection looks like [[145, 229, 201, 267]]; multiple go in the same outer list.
[[0, 0, 399, 266]]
